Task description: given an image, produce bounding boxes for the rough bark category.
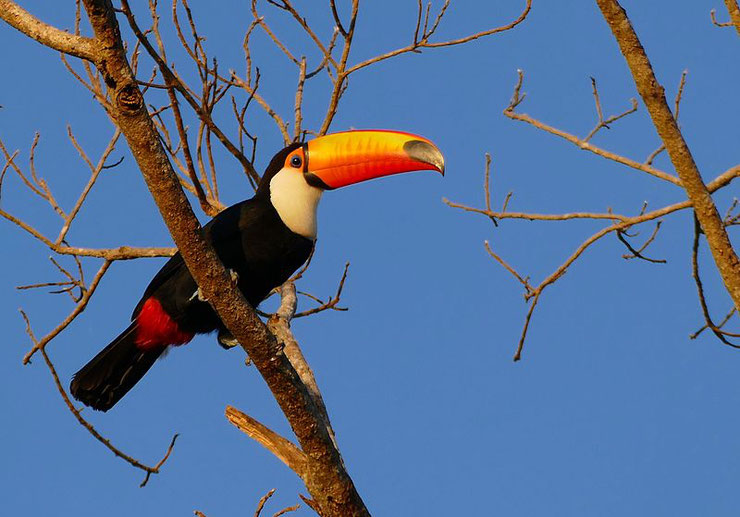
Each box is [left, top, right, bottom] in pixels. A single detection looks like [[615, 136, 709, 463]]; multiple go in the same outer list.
[[0, 0, 370, 513], [0, 0, 97, 60], [723, 0, 740, 36], [596, 0, 740, 311]]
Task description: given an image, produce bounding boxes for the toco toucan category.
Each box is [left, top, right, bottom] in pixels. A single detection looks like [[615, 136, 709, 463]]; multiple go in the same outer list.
[[70, 130, 444, 411]]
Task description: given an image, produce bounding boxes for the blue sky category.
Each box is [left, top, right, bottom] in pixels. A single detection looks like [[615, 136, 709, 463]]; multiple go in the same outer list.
[[2, 1, 739, 515]]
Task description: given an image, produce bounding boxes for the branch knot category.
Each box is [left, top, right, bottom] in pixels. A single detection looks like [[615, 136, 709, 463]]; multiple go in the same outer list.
[[116, 84, 144, 112]]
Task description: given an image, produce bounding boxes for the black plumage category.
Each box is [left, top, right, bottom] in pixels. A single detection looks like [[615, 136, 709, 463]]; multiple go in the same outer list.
[[70, 143, 313, 411], [68, 129, 445, 412]]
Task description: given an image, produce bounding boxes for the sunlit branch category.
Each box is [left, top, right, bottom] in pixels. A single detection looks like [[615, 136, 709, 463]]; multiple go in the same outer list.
[[447, 147, 740, 359], [0, 0, 97, 60], [504, 70, 681, 186]]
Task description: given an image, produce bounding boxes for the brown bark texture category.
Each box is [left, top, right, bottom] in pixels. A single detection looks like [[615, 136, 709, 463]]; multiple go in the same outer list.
[[723, 0, 740, 35], [61, 0, 369, 514], [0, 0, 97, 59], [596, 0, 740, 312]]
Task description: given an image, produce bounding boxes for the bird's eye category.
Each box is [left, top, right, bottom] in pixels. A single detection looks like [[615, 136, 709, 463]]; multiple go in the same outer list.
[[290, 155, 302, 168]]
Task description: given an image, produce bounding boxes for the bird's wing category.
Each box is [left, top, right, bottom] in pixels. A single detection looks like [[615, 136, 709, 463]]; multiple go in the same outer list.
[[130, 200, 251, 320]]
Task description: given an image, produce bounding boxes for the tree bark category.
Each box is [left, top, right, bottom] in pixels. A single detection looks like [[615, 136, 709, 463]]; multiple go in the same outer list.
[[0, 0, 97, 60], [64, 1, 370, 514], [596, 0, 740, 311], [723, 0, 740, 36]]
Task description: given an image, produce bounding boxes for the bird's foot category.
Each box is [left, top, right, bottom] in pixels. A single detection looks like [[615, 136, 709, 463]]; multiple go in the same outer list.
[[228, 268, 239, 284], [188, 287, 208, 302], [217, 328, 240, 350]]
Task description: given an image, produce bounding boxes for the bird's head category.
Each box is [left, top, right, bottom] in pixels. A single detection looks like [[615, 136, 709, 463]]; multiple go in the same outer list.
[[259, 130, 444, 240]]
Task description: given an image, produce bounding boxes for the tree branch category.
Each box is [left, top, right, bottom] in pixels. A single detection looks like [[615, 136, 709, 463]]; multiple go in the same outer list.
[[718, 0, 740, 35], [504, 71, 681, 186], [75, 1, 367, 513], [596, 0, 740, 311], [225, 406, 308, 477], [447, 155, 739, 359], [20, 311, 178, 487], [0, 0, 98, 61]]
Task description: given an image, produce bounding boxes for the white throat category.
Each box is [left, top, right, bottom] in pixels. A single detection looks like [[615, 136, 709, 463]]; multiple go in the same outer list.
[[270, 168, 323, 240]]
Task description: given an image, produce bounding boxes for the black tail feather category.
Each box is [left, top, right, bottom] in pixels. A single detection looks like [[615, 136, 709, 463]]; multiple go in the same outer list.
[[70, 323, 164, 412]]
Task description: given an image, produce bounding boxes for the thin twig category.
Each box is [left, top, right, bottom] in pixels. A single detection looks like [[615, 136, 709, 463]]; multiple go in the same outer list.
[[21, 260, 113, 364], [504, 71, 681, 186], [691, 215, 740, 346], [294, 263, 349, 318], [20, 311, 178, 485], [617, 222, 667, 264]]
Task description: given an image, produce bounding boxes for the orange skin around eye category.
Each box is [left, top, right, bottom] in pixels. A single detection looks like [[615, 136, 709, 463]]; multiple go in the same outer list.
[[284, 147, 307, 171]]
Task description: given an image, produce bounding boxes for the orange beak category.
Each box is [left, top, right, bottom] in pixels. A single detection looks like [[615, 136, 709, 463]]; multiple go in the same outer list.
[[304, 130, 444, 190]]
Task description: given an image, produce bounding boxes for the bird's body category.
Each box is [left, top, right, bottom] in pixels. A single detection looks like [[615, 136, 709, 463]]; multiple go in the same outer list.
[[70, 130, 444, 411], [134, 195, 314, 339]]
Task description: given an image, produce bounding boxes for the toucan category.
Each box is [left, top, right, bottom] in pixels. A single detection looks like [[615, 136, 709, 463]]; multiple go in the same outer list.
[[69, 130, 444, 411]]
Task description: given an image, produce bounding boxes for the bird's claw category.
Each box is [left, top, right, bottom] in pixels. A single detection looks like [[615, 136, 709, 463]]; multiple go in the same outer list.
[[217, 328, 239, 350], [188, 287, 208, 302]]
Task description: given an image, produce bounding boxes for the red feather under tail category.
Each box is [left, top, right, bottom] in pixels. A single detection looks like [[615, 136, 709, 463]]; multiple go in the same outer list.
[[135, 297, 194, 350]]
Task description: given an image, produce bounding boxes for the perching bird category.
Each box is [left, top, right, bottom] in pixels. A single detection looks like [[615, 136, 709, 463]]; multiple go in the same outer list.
[[70, 130, 444, 411]]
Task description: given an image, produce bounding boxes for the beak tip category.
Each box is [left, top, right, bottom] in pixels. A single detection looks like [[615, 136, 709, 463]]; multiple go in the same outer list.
[[403, 139, 446, 178]]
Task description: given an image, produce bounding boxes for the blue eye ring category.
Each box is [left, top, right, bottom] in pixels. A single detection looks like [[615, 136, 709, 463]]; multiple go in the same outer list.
[[290, 155, 302, 168]]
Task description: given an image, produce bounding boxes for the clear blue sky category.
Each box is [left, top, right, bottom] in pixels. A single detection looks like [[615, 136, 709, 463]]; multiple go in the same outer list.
[[2, 1, 739, 515]]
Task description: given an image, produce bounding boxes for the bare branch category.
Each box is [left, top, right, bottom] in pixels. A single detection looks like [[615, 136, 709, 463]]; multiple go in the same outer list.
[[294, 263, 349, 318], [250, 0, 300, 65], [0, 135, 64, 215], [20, 311, 178, 485], [0, 0, 98, 61], [645, 71, 687, 166], [504, 71, 681, 186], [484, 241, 532, 294], [597, 0, 740, 311], [21, 259, 112, 363], [272, 504, 300, 517], [268, 282, 340, 451], [58, 128, 123, 243], [229, 73, 291, 145], [330, 0, 347, 37], [691, 215, 740, 346], [724, 198, 740, 226], [691, 308, 738, 339], [514, 291, 541, 361], [261, 0, 339, 71], [447, 153, 740, 359], [711, 1, 740, 34], [347, 0, 532, 75], [711, 8, 733, 26], [319, 0, 359, 135], [255, 489, 277, 517], [583, 77, 638, 143], [77, 2, 368, 512], [617, 222, 667, 264], [225, 406, 308, 477], [120, 0, 261, 183], [1, 201, 175, 259], [167, 85, 222, 216], [294, 57, 307, 142]]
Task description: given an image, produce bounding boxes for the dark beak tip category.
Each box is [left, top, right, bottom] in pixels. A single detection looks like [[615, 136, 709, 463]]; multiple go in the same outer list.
[[436, 161, 446, 176], [403, 139, 445, 177]]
